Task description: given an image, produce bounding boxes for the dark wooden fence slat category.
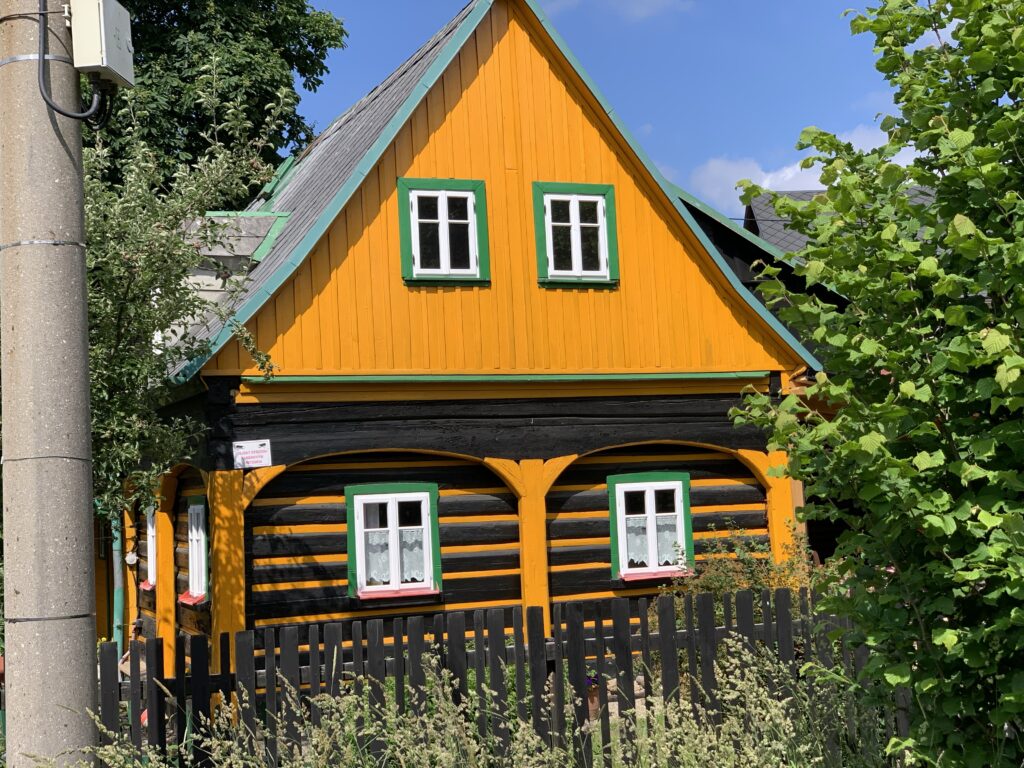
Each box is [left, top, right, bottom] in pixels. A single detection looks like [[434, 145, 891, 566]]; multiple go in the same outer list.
[[527, 607, 551, 745], [308, 624, 322, 726], [432, 613, 446, 665], [638, 598, 653, 702], [696, 592, 718, 721], [551, 603, 566, 751], [800, 587, 814, 664], [612, 599, 635, 715], [264, 628, 279, 768], [486, 608, 510, 754], [760, 589, 774, 650], [146, 640, 167, 753], [446, 611, 467, 707], [657, 595, 680, 704], [352, 621, 365, 696], [736, 589, 755, 650], [128, 640, 143, 751], [174, 635, 188, 753], [191, 635, 211, 768], [367, 619, 386, 711], [564, 602, 591, 768], [408, 615, 426, 716], [723, 592, 734, 634], [235, 631, 257, 753], [512, 606, 528, 723], [393, 618, 406, 713], [683, 594, 699, 712], [324, 622, 343, 697], [98, 642, 120, 744], [594, 605, 612, 768], [775, 588, 795, 667], [219, 633, 232, 698], [473, 610, 488, 741], [280, 626, 301, 747]]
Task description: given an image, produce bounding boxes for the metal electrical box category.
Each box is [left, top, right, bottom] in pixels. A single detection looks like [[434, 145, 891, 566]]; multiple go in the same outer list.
[[70, 0, 135, 89]]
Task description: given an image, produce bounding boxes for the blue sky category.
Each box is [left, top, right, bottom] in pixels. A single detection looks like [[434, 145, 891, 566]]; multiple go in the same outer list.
[[299, 1, 896, 216]]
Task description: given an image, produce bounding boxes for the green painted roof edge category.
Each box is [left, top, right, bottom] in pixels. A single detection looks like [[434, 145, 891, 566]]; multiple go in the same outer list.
[[173, 0, 496, 384], [239, 371, 771, 384], [518, 0, 820, 372], [250, 213, 291, 264]]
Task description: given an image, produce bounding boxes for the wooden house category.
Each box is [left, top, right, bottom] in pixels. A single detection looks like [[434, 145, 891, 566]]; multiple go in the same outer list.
[[122, 0, 822, 672]]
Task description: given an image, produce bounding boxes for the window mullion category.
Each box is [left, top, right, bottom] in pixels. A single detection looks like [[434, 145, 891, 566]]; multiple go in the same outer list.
[[388, 499, 401, 590], [569, 196, 583, 275], [646, 488, 658, 570], [438, 192, 451, 274]]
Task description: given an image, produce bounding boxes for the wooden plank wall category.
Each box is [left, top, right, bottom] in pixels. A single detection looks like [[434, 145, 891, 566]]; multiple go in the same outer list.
[[546, 444, 769, 613], [246, 452, 522, 639]]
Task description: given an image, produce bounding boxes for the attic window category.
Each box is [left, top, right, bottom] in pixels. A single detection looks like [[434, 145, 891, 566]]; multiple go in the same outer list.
[[398, 179, 490, 284], [533, 182, 619, 285]]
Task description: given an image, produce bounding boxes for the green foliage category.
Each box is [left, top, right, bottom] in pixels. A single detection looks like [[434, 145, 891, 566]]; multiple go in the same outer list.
[[91, 1, 346, 192], [734, 2, 1024, 764], [86, 92, 283, 519]]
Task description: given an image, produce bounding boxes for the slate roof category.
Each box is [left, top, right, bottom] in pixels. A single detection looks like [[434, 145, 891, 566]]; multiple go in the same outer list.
[[743, 191, 822, 254], [172, 1, 476, 378]]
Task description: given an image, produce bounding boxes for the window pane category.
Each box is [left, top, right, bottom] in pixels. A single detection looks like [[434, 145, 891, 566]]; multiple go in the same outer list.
[[551, 225, 573, 271], [656, 515, 679, 566], [623, 490, 646, 516], [447, 196, 469, 221], [397, 500, 423, 528], [399, 528, 426, 584], [654, 488, 677, 514], [363, 502, 388, 530], [448, 222, 472, 270], [580, 226, 601, 272], [625, 516, 649, 568], [418, 222, 441, 269], [579, 200, 599, 224], [417, 195, 439, 220], [550, 199, 571, 223], [364, 530, 391, 586]]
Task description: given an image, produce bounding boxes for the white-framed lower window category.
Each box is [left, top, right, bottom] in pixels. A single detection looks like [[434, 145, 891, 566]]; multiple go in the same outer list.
[[186, 499, 208, 598], [609, 473, 693, 580], [145, 505, 157, 586], [544, 193, 609, 278], [346, 483, 441, 598]]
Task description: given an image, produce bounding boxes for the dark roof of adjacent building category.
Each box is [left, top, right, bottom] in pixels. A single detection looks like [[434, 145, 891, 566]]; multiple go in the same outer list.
[[743, 191, 822, 254]]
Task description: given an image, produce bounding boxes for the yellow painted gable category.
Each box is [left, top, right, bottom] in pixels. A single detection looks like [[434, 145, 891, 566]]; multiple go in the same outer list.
[[203, 0, 804, 380]]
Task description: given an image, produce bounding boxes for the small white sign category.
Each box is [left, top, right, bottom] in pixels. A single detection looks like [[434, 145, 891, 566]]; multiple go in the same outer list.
[[232, 439, 273, 469]]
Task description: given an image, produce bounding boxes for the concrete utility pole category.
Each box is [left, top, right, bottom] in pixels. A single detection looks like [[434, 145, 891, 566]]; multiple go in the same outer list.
[[0, 0, 97, 764]]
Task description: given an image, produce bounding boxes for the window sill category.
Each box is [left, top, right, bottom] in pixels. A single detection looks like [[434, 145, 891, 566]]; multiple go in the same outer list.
[[177, 591, 209, 607], [357, 587, 440, 600], [139, 580, 156, 592], [539, 277, 618, 289], [620, 568, 691, 583], [405, 276, 490, 287]]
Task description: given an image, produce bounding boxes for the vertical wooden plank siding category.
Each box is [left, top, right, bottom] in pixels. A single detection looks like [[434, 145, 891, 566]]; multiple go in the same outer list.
[[156, 473, 179, 676], [208, 469, 245, 671], [202, 0, 803, 380]]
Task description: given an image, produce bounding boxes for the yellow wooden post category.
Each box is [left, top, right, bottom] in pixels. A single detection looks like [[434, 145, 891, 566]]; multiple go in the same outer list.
[[516, 460, 551, 631], [737, 449, 798, 563], [156, 473, 179, 676], [208, 469, 246, 672], [122, 506, 138, 650]]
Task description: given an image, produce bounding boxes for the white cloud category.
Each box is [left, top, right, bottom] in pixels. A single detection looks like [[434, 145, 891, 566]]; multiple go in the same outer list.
[[687, 123, 917, 217], [638, 122, 655, 137], [539, 0, 693, 20]]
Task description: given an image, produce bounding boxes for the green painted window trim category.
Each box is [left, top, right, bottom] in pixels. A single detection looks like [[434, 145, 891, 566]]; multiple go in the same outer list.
[[397, 178, 491, 285], [607, 472, 693, 579], [532, 181, 619, 286], [343, 482, 442, 598]]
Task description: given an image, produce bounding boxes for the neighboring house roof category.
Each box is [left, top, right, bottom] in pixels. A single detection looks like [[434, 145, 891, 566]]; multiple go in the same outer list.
[[173, 0, 822, 382], [744, 191, 822, 254]]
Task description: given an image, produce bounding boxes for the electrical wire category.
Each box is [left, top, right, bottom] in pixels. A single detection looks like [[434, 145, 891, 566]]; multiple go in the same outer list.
[[36, 0, 106, 122]]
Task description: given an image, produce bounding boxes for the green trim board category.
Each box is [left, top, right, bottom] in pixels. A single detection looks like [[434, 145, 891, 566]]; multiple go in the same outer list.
[[607, 471, 693, 578], [397, 178, 491, 284], [202, 211, 292, 264], [174, 0, 820, 383], [240, 370, 771, 385], [532, 182, 619, 285], [343, 482, 442, 599], [258, 155, 298, 207]]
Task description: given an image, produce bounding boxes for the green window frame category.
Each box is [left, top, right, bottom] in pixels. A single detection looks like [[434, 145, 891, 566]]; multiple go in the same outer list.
[[398, 178, 490, 284], [532, 181, 619, 286], [608, 472, 693, 580], [344, 482, 442, 599]]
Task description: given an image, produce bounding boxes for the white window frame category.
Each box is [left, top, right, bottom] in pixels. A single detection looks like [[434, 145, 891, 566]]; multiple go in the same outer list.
[[409, 189, 481, 278], [145, 506, 157, 586], [352, 490, 436, 597], [543, 193, 610, 279], [187, 501, 208, 598], [614, 479, 687, 577]]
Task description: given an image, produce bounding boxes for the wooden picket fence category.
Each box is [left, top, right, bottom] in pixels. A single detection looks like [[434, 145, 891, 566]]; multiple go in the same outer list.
[[94, 588, 907, 765]]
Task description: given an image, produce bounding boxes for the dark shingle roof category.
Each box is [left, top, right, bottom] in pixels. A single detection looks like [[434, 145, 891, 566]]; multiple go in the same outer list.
[[173, 1, 477, 378], [743, 191, 822, 253]]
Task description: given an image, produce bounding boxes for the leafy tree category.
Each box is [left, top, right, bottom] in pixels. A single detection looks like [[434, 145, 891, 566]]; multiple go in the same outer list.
[[736, 2, 1024, 765], [93, 1, 346, 183]]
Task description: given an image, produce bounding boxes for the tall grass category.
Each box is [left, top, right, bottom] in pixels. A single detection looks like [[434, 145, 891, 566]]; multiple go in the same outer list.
[[53, 638, 893, 768]]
